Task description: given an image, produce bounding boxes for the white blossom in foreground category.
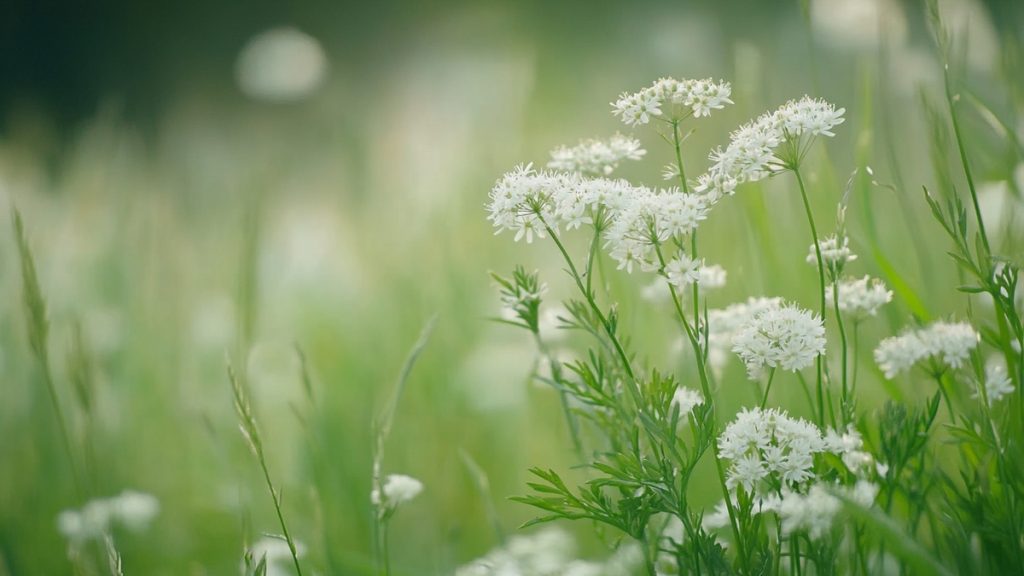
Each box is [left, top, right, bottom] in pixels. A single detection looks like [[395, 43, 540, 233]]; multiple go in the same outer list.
[[246, 537, 307, 576], [809, 235, 857, 271], [664, 254, 701, 290], [671, 386, 704, 418], [975, 359, 1015, 405], [731, 304, 826, 378], [57, 491, 159, 543], [548, 134, 646, 176], [487, 165, 709, 273], [611, 77, 733, 126], [694, 96, 845, 202], [371, 474, 423, 509], [718, 407, 829, 494], [874, 321, 980, 378], [826, 276, 892, 318]]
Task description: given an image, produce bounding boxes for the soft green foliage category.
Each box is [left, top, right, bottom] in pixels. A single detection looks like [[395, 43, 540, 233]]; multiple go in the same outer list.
[[1, 1, 1023, 575]]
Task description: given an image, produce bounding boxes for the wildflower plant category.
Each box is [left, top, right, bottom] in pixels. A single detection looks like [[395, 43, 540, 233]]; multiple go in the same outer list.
[[485, 36, 1024, 571]]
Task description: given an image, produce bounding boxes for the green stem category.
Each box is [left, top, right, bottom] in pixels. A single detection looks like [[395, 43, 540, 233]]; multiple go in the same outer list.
[[258, 452, 304, 576], [794, 167, 827, 426], [652, 244, 750, 575], [760, 368, 777, 410], [831, 282, 850, 424], [942, 59, 991, 255]]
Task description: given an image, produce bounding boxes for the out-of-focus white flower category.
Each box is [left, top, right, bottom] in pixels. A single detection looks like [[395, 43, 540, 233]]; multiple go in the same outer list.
[[874, 321, 980, 378], [731, 304, 826, 379], [548, 134, 646, 176], [57, 490, 159, 543], [671, 387, 704, 418], [236, 27, 328, 102], [809, 235, 857, 270], [974, 359, 1015, 405], [825, 426, 875, 475], [779, 483, 841, 539], [826, 276, 892, 319], [371, 474, 423, 509], [246, 536, 306, 576], [699, 264, 728, 290]]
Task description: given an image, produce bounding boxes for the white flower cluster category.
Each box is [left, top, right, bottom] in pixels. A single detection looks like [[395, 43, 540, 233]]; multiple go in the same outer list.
[[695, 96, 845, 202], [718, 407, 830, 494], [975, 359, 1015, 405], [873, 321, 980, 378], [826, 275, 893, 318], [488, 164, 709, 272], [731, 303, 826, 378], [57, 490, 160, 543], [824, 425, 878, 475], [611, 77, 733, 126], [809, 234, 857, 270], [371, 474, 423, 509], [246, 536, 307, 576], [548, 134, 646, 176], [777, 480, 878, 539], [455, 527, 640, 576], [671, 386, 704, 418], [706, 297, 784, 375]]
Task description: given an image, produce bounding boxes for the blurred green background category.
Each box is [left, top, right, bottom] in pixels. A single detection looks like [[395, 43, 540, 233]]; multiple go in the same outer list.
[[1, 0, 1022, 574]]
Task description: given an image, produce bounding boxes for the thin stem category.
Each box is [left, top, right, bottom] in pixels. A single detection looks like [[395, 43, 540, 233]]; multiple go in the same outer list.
[[942, 58, 991, 255], [760, 368, 778, 409], [258, 452, 304, 576], [831, 283, 850, 424], [534, 333, 585, 458], [794, 166, 828, 426], [652, 244, 750, 574]]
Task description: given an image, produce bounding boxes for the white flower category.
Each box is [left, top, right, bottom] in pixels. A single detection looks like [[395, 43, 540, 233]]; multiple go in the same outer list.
[[372, 474, 424, 508], [706, 297, 784, 375], [694, 96, 843, 203], [974, 359, 1015, 405], [664, 254, 701, 290], [826, 276, 892, 318], [809, 235, 857, 270], [825, 426, 874, 475], [699, 264, 728, 290], [874, 320, 980, 378], [718, 407, 829, 494], [612, 77, 732, 126], [57, 490, 160, 543], [548, 134, 646, 176], [731, 304, 826, 378], [671, 387, 704, 418], [779, 484, 841, 539], [246, 536, 307, 576]]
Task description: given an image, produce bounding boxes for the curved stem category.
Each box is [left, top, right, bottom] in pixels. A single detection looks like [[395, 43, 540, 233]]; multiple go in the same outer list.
[[794, 167, 827, 426]]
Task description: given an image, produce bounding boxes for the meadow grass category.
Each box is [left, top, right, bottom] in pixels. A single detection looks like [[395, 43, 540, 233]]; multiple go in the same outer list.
[[1, 1, 1022, 574]]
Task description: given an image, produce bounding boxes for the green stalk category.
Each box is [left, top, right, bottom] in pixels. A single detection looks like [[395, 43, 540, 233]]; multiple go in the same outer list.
[[760, 368, 777, 410], [794, 167, 828, 426], [831, 281, 851, 423], [12, 207, 84, 498], [652, 244, 750, 575]]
